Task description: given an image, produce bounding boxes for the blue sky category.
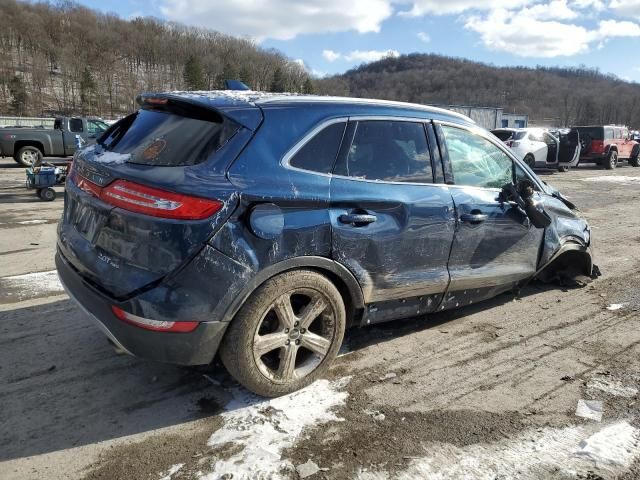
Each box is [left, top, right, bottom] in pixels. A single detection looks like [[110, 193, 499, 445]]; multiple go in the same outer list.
[[76, 0, 640, 81]]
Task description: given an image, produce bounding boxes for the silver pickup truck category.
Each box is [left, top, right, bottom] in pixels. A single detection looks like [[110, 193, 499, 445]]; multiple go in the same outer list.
[[0, 117, 109, 166]]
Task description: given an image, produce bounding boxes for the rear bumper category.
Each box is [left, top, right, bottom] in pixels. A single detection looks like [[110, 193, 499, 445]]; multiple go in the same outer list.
[[56, 250, 229, 365]]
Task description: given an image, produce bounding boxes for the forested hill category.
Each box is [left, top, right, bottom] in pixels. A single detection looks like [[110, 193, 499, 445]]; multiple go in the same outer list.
[[315, 53, 640, 127], [0, 0, 312, 118]]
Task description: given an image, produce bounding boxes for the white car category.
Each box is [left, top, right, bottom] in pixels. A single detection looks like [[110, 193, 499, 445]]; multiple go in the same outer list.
[[491, 128, 580, 172]]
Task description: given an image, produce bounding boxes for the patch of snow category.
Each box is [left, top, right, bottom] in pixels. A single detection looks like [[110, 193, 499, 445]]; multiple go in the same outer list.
[[0, 270, 63, 300], [170, 90, 301, 105], [357, 421, 640, 479], [576, 422, 640, 466], [606, 303, 625, 311], [576, 399, 603, 421], [584, 176, 640, 185], [92, 151, 131, 165], [588, 376, 638, 398], [159, 463, 184, 480], [199, 377, 350, 480], [16, 219, 47, 225]]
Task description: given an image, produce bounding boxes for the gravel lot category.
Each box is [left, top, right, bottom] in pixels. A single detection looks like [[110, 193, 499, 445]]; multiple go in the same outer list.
[[1, 157, 639, 480]]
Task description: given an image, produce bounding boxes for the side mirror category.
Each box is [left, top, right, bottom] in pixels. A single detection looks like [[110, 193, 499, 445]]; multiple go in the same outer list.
[[501, 180, 552, 229], [517, 179, 552, 229]]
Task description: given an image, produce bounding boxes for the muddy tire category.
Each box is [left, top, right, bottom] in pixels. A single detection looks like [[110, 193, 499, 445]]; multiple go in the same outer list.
[[219, 270, 346, 397], [630, 146, 640, 167], [605, 150, 618, 170], [14, 146, 43, 167], [523, 154, 535, 169]]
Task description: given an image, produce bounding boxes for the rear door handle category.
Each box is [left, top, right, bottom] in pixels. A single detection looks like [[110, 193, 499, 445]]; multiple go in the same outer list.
[[338, 213, 377, 226], [460, 213, 488, 224]]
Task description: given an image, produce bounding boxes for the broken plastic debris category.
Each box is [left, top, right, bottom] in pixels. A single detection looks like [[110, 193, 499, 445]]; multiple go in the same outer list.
[[606, 304, 625, 311], [575, 399, 603, 422], [380, 372, 397, 381], [296, 460, 321, 478]]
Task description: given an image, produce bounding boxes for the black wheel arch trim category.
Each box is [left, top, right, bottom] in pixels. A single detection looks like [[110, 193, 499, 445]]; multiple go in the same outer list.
[[221, 255, 365, 324]]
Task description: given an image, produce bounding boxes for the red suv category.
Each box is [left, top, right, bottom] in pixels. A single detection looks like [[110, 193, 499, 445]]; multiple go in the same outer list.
[[575, 125, 640, 169]]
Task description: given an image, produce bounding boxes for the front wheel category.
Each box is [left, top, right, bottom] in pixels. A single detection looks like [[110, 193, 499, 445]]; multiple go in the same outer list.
[[605, 150, 618, 170], [220, 270, 346, 397]]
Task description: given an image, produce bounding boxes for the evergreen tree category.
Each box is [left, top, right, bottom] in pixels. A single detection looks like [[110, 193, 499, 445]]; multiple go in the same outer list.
[[303, 77, 314, 94], [183, 56, 206, 90], [80, 67, 96, 114], [270, 67, 286, 93], [8, 75, 27, 115]]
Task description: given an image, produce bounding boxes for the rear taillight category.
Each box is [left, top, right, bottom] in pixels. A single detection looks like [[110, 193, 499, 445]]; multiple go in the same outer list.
[[102, 180, 222, 220], [506, 140, 520, 148], [111, 306, 199, 333], [70, 173, 222, 220]]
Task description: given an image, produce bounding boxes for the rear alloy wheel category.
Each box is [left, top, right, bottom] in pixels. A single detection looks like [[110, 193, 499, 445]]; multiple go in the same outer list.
[[605, 150, 618, 170], [524, 154, 536, 169], [220, 270, 346, 397], [15, 146, 42, 167]]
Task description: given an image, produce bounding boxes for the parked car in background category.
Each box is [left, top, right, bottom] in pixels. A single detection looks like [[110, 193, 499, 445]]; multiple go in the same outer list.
[[57, 92, 595, 397], [491, 127, 580, 172], [574, 125, 639, 169], [0, 116, 109, 166]]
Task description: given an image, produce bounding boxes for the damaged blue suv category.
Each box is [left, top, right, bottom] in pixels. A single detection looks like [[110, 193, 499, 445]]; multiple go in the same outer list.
[[56, 92, 595, 396]]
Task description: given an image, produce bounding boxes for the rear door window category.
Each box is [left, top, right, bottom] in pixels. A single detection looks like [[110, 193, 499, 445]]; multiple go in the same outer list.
[[289, 122, 346, 174], [334, 120, 432, 183], [440, 125, 513, 189], [98, 108, 239, 166], [69, 118, 84, 133]]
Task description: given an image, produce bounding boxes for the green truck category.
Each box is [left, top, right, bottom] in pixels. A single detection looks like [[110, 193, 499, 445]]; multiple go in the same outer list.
[[0, 116, 110, 166]]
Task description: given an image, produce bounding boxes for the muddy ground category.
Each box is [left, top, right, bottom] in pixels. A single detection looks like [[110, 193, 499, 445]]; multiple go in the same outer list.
[[1, 157, 639, 479]]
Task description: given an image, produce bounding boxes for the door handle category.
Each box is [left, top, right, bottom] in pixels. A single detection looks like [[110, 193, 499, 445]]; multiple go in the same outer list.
[[460, 212, 488, 224], [338, 213, 377, 226]]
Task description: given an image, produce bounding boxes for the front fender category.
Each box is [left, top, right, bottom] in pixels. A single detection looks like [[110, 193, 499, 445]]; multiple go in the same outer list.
[[538, 193, 592, 275]]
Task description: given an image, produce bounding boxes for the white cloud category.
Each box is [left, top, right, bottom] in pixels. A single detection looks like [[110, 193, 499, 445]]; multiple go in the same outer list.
[[345, 49, 400, 62], [160, 0, 393, 41], [399, 0, 534, 16], [465, 9, 593, 57], [571, 0, 606, 11], [322, 49, 341, 62], [521, 0, 577, 20], [322, 49, 400, 63], [465, 5, 640, 58], [598, 19, 640, 37], [417, 31, 431, 43], [610, 0, 640, 20]]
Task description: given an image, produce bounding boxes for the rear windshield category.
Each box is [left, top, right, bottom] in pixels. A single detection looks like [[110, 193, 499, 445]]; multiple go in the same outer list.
[[98, 108, 239, 166], [492, 131, 513, 141], [575, 127, 604, 140]]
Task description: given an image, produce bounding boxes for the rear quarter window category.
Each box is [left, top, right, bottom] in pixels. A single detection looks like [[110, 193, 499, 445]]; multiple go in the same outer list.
[[577, 127, 604, 140], [289, 122, 346, 174], [98, 108, 239, 167]]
